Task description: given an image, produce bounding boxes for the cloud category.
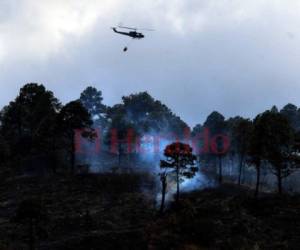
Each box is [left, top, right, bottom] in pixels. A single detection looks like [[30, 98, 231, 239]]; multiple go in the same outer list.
[[0, 0, 116, 62], [1, 0, 300, 126], [0, 0, 283, 61]]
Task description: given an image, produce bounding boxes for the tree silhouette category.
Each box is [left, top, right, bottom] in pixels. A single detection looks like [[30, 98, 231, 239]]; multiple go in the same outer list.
[[229, 117, 253, 185], [58, 101, 93, 173], [248, 114, 265, 198], [105, 92, 189, 166], [80, 86, 107, 128], [106, 104, 137, 166], [160, 142, 197, 203], [159, 170, 168, 214], [0, 83, 61, 172], [203, 111, 227, 183], [280, 103, 299, 130], [121, 92, 188, 136], [257, 111, 297, 194], [251, 111, 297, 194], [0, 134, 9, 169]]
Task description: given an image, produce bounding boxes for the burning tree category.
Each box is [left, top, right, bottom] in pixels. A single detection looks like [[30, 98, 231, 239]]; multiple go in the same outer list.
[[160, 142, 197, 204]]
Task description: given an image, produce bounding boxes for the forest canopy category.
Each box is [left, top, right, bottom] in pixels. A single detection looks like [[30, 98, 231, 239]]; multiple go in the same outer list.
[[1, 83, 300, 195]]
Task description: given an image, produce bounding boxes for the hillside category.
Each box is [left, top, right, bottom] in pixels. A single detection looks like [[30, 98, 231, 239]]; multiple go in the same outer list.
[[0, 173, 299, 250]]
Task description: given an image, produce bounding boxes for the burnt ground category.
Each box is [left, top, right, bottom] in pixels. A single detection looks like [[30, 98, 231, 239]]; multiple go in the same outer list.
[[0, 172, 299, 250]]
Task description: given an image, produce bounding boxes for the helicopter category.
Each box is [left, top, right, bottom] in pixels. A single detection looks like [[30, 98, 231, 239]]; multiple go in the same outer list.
[[112, 26, 154, 52]]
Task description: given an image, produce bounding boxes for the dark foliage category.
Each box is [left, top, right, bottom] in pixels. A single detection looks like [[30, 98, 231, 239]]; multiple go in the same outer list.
[[1, 84, 300, 249]]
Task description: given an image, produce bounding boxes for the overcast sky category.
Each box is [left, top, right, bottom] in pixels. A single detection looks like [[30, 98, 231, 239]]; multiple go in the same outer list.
[[1, 0, 300, 126]]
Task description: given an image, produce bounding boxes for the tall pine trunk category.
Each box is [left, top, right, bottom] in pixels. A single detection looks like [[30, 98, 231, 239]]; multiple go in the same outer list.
[[254, 163, 260, 198], [218, 156, 223, 184], [176, 166, 180, 203], [51, 136, 57, 174], [238, 155, 244, 185], [118, 144, 122, 167], [71, 133, 75, 174], [277, 168, 282, 195], [160, 175, 167, 214]]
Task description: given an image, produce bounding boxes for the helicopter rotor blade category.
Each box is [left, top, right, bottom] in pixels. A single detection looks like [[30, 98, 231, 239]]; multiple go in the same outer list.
[[138, 28, 155, 31], [117, 25, 155, 32], [118, 26, 137, 31]]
